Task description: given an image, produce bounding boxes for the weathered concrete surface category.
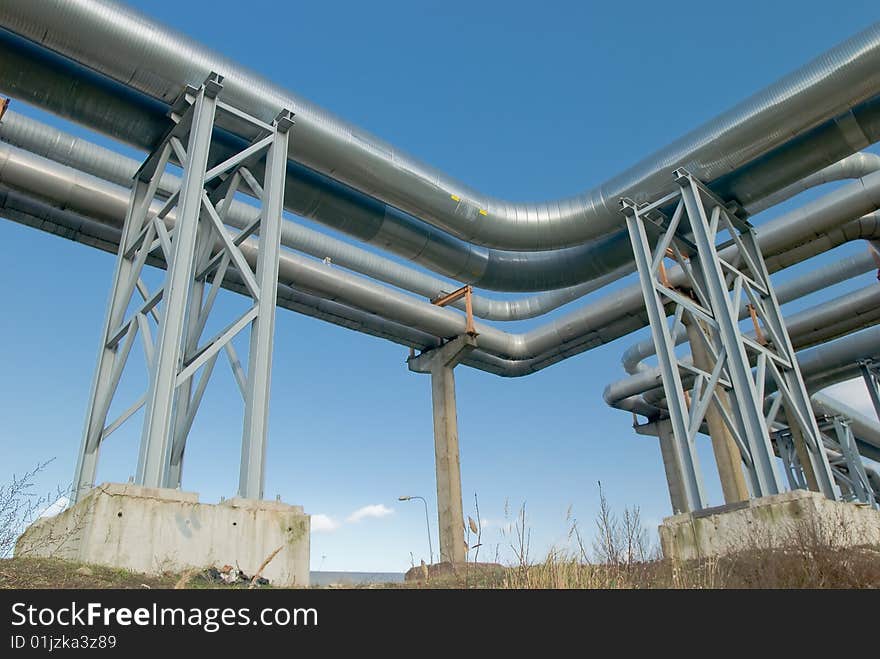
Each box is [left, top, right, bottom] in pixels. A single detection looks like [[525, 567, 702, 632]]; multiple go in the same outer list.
[[404, 561, 505, 584], [409, 335, 477, 565], [15, 483, 310, 586], [660, 490, 880, 561]]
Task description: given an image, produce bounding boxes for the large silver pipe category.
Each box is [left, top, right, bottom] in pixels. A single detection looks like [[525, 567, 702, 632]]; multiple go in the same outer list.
[[811, 392, 880, 451], [2, 1, 880, 253], [603, 285, 880, 408], [620, 249, 879, 374], [3, 141, 880, 374], [0, 36, 640, 294], [605, 326, 880, 435], [0, 186, 445, 353], [747, 152, 880, 214], [0, 109, 626, 319], [14, 163, 877, 434]]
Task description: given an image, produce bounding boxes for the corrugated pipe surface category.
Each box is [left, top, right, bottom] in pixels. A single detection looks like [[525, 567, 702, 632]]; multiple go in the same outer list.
[[2, 141, 880, 376], [0, 110, 627, 318], [1, 1, 880, 252], [620, 249, 880, 374], [0, 30, 638, 293]]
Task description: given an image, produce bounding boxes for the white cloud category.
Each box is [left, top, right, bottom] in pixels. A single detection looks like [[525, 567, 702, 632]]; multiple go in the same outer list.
[[346, 504, 394, 523], [822, 378, 875, 418], [310, 514, 341, 533]]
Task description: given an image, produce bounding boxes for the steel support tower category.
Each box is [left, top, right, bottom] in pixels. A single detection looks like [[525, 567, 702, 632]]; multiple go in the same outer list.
[[620, 168, 838, 512], [73, 73, 294, 502], [827, 416, 877, 507]]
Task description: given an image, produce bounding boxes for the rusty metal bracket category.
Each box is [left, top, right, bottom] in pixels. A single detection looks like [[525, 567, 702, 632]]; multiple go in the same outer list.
[[746, 303, 767, 345], [431, 284, 477, 336]]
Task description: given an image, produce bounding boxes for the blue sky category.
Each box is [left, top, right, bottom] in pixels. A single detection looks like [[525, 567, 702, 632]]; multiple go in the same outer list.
[[2, 0, 879, 572]]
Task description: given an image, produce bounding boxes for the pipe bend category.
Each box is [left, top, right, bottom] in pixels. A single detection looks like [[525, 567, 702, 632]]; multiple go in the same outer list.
[[2, 2, 880, 250]]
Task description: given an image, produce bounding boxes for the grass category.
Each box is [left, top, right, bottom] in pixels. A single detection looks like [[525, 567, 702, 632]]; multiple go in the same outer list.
[[3, 545, 879, 589], [0, 557, 181, 589], [3, 465, 878, 589], [0, 557, 281, 589]]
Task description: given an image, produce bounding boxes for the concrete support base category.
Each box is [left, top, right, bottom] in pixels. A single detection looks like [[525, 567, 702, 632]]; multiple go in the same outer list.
[[15, 483, 310, 587], [659, 490, 880, 561]]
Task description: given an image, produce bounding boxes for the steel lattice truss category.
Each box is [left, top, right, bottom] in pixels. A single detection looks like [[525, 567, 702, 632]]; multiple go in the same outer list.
[[859, 359, 880, 422], [620, 169, 838, 512], [825, 417, 877, 507], [774, 414, 877, 508], [73, 73, 293, 502]]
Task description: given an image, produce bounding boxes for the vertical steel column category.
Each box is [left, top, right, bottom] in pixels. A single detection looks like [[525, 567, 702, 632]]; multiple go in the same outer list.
[[166, 260, 206, 490], [744, 226, 837, 498], [622, 201, 706, 512], [675, 171, 785, 498], [775, 430, 807, 491], [832, 417, 876, 507], [655, 420, 688, 513], [136, 77, 220, 488], [73, 177, 153, 502], [238, 111, 293, 500], [684, 316, 749, 503]]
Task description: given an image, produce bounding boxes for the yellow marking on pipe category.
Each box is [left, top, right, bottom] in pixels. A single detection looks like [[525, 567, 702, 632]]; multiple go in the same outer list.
[[479, 209, 488, 216], [450, 194, 460, 202]]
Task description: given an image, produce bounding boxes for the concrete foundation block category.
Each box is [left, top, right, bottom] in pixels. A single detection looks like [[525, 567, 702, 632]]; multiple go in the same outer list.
[[660, 490, 880, 561], [15, 483, 310, 587]]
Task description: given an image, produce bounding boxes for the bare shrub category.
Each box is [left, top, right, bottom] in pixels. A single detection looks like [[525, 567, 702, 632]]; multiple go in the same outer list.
[[0, 460, 65, 558]]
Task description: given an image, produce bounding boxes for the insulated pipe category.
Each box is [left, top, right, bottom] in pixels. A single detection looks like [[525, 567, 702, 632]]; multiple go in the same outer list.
[[3, 141, 880, 373], [2, 1, 880, 252], [0, 31, 637, 293], [620, 250, 880, 374], [0, 186, 446, 354], [0, 110, 629, 319], [797, 327, 880, 394], [606, 326, 880, 439], [747, 152, 880, 214], [811, 392, 880, 450], [604, 284, 880, 408]]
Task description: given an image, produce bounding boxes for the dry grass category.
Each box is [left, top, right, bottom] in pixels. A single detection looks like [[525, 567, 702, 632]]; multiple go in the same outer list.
[[406, 486, 880, 589], [0, 557, 180, 589]]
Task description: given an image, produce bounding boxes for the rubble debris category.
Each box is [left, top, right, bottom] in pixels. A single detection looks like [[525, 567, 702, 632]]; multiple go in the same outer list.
[[200, 565, 269, 587]]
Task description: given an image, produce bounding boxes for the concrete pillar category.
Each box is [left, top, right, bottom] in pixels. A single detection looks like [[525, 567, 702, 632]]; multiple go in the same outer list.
[[784, 408, 820, 493], [408, 335, 477, 564], [684, 317, 750, 504], [655, 420, 688, 514]]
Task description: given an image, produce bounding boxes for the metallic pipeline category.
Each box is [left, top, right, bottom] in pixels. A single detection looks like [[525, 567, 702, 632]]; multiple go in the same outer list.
[[620, 250, 880, 374], [603, 283, 880, 409], [0, 186, 446, 353], [2, 1, 880, 251], [0, 27, 637, 293], [811, 392, 880, 455], [2, 142, 880, 374], [635, 289, 880, 407], [0, 109, 628, 318], [465, 212, 880, 378], [606, 325, 880, 436], [797, 327, 880, 394], [747, 152, 880, 214]]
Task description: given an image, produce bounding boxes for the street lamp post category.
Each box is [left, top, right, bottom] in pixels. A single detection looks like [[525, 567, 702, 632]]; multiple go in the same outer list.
[[398, 495, 434, 565]]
